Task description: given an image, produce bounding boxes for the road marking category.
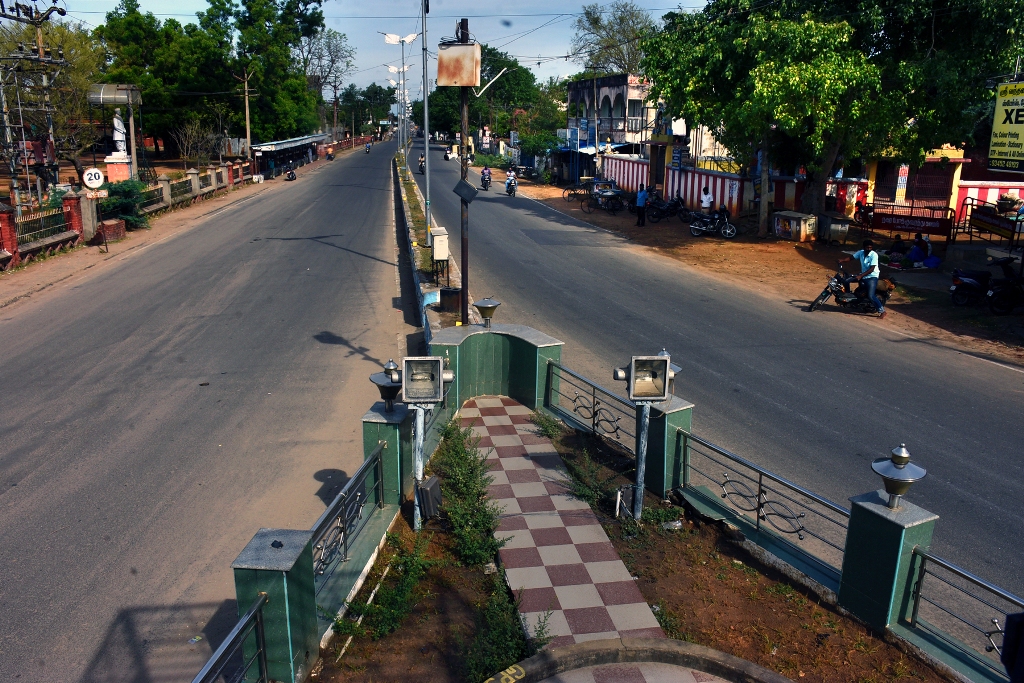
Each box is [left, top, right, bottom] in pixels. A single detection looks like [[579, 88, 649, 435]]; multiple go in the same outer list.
[[882, 325, 1024, 374]]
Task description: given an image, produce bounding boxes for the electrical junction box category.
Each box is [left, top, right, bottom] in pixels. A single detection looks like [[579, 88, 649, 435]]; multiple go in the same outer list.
[[419, 476, 442, 519], [431, 226, 449, 261], [437, 43, 481, 87]]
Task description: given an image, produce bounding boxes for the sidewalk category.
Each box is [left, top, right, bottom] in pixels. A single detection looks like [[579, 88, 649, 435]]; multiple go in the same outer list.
[[459, 397, 665, 649], [0, 153, 336, 310]]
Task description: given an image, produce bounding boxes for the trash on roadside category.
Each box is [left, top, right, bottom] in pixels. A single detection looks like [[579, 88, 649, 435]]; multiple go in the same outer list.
[[661, 520, 684, 531], [483, 561, 497, 575], [188, 635, 203, 644]]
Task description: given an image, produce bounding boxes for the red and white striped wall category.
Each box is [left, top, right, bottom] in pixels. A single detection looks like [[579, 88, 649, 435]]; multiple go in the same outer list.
[[602, 155, 649, 193], [954, 181, 1024, 221], [665, 168, 750, 216]]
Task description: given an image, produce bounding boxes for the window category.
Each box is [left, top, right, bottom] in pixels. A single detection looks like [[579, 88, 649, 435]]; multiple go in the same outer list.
[[628, 99, 643, 118]]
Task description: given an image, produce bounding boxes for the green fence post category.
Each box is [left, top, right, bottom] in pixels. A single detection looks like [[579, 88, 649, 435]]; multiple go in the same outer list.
[[643, 396, 695, 499], [232, 529, 319, 683], [838, 491, 938, 631], [362, 402, 413, 505]]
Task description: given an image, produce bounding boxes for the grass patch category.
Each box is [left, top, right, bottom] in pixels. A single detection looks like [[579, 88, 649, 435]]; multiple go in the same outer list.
[[529, 410, 563, 439], [563, 448, 617, 511], [459, 576, 549, 682]]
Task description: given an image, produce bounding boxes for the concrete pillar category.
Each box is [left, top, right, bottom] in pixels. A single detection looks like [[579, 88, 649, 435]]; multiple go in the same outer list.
[[362, 403, 413, 506], [0, 203, 19, 267], [232, 529, 319, 683], [838, 491, 938, 631], [205, 165, 217, 189], [61, 191, 84, 242], [187, 168, 200, 196], [79, 193, 98, 242], [644, 396, 695, 499], [220, 162, 230, 188], [158, 174, 172, 206]]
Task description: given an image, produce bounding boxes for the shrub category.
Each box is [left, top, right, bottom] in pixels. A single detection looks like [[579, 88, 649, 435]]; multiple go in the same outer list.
[[474, 153, 508, 170], [563, 449, 617, 510], [461, 576, 550, 682], [529, 410, 562, 439], [99, 179, 149, 230], [432, 420, 507, 566], [334, 532, 432, 640]]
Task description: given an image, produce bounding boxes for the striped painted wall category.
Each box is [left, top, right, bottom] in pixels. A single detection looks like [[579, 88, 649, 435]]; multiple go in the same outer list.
[[602, 156, 649, 192], [665, 167, 750, 215], [954, 181, 1024, 221]]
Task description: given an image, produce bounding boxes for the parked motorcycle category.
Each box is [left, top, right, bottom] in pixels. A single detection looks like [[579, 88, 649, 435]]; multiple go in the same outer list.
[[987, 264, 1024, 315], [949, 256, 1018, 306], [506, 177, 517, 197], [809, 264, 896, 314], [285, 169, 297, 181], [689, 206, 738, 239], [646, 195, 684, 223]]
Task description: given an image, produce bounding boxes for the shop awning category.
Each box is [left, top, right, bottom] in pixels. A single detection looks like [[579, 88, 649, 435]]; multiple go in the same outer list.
[[252, 134, 330, 153]]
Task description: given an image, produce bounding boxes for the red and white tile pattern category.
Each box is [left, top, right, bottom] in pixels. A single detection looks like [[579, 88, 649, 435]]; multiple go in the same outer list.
[[538, 662, 728, 683], [459, 397, 665, 649]]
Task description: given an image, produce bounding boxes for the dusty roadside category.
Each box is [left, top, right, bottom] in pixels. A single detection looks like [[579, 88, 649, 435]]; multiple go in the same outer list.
[[512, 178, 1024, 367], [0, 152, 338, 311]]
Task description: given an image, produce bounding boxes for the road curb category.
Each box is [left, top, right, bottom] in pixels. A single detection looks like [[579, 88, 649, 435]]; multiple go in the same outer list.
[[483, 637, 793, 683]]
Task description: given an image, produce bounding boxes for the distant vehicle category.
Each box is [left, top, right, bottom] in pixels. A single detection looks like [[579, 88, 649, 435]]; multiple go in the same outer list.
[[285, 169, 297, 181]]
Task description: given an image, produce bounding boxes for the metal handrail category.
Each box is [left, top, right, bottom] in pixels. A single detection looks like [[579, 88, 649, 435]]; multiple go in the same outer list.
[[546, 360, 637, 452], [191, 592, 269, 683], [310, 441, 387, 589], [913, 549, 1024, 610], [683, 432, 851, 518]]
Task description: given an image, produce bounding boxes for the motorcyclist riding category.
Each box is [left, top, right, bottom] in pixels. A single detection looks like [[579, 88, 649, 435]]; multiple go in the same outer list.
[[505, 167, 517, 193], [837, 240, 886, 318], [481, 166, 491, 188], [365, 142, 371, 153]]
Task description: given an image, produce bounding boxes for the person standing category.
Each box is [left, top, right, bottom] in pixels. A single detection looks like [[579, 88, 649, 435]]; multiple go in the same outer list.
[[839, 240, 886, 319], [636, 184, 648, 226], [700, 186, 714, 214]]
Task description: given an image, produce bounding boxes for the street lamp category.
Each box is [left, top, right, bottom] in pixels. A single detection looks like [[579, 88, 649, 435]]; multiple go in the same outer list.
[[871, 444, 927, 510], [400, 356, 454, 530], [382, 32, 419, 173], [614, 354, 676, 519], [473, 297, 501, 327], [369, 359, 402, 412]]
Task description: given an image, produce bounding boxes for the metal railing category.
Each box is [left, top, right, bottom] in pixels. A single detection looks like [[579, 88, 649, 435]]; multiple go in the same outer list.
[[200, 173, 213, 189], [310, 441, 386, 595], [217, 170, 225, 186], [680, 431, 851, 573], [545, 361, 637, 453], [15, 208, 66, 245], [139, 185, 164, 210], [171, 178, 192, 201], [909, 548, 1023, 678], [627, 117, 644, 133], [191, 592, 270, 683]]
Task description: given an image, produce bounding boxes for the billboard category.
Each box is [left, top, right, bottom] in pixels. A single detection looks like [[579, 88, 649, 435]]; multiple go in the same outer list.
[[989, 81, 1024, 172]]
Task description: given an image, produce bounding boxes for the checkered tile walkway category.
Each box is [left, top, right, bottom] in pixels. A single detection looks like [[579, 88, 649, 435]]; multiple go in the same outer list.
[[460, 397, 665, 649], [538, 662, 728, 683]]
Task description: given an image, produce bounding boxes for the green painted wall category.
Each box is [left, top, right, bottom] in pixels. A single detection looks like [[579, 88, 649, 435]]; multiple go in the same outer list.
[[361, 405, 413, 505]]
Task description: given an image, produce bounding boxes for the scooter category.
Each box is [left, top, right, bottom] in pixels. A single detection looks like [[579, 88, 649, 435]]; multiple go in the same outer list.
[[419, 159, 425, 174], [809, 264, 896, 314], [506, 177, 517, 197], [950, 256, 1018, 306], [365, 145, 371, 154], [481, 174, 491, 191], [987, 266, 1024, 315], [285, 169, 297, 181], [689, 206, 738, 239], [444, 147, 452, 161]]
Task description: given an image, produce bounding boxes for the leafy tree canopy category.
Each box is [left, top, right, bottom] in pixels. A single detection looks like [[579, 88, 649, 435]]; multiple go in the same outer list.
[[572, 1, 655, 74], [642, 0, 1024, 212]]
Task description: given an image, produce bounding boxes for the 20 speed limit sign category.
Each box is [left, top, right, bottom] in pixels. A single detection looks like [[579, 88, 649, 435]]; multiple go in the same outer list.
[[83, 167, 104, 189]]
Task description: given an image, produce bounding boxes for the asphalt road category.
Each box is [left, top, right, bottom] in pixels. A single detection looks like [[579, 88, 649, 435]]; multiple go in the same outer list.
[[412, 140, 1024, 596], [0, 141, 413, 681]]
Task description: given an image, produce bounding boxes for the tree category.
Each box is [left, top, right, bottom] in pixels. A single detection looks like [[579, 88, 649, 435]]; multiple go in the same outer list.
[[295, 29, 355, 135], [642, 0, 1024, 214], [171, 116, 216, 168], [572, 1, 655, 74], [0, 20, 105, 182]]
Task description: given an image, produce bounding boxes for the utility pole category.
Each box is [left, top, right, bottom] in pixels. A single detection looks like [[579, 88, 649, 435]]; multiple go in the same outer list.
[[459, 17, 470, 325], [233, 65, 252, 161], [422, 0, 431, 241]]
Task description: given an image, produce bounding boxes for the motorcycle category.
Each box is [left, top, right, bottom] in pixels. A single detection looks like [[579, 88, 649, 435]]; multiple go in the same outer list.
[[854, 200, 873, 226], [505, 177, 517, 197], [419, 159, 425, 174], [481, 174, 491, 191], [444, 147, 452, 161], [809, 264, 896, 314], [950, 256, 1018, 306], [689, 206, 738, 239], [646, 196, 684, 223], [326, 153, 335, 161], [365, 146, 371, 154], [285, 169, 297, 181]]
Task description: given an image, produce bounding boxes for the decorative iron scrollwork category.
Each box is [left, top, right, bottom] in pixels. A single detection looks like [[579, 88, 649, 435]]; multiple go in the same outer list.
[[572, 391, 623, 440], [721, 473, 806, 539]]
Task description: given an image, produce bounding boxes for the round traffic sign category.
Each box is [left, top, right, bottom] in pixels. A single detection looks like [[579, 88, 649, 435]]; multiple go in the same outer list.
[[83, 167, 104, 189]]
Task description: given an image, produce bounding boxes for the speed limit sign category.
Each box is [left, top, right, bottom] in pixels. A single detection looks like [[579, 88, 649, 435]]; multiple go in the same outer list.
[[83, 167, 104, 189]]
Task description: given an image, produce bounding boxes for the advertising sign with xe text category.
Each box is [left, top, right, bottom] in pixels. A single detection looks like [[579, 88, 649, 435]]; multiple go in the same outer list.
[[989, 82, 1024, 172]]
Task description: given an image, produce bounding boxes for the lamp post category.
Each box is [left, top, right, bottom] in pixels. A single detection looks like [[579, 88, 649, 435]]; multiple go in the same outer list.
[[614, 354, 675, 519], [421, 0, 432, 245], [871, 444, 927, 510], [472, 297, 500, 327], [383, 33, 419, 174], [400, 357, 453, 531]]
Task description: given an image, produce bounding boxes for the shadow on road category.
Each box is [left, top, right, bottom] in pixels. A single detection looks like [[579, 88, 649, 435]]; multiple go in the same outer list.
[[313, 330, 385, 366], [79, 600, 239, 683], [313, 468, 350, 506], [265, 235, 397, 267]]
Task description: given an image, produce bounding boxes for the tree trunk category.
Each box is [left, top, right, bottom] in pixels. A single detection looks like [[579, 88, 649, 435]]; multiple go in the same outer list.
[[800, 139, 843, 215], [68, 155, 85, 184], [758, 132, 770, 237]]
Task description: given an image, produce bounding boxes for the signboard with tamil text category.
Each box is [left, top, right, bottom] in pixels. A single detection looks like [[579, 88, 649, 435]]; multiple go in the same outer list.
[[989, 81, 1024, 172], [871, 212, 953, 238]]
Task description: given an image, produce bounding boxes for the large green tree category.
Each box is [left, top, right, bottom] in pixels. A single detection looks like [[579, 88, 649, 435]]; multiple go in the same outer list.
[[572, 1, 655, 74], [642, 0, 1024, 213]]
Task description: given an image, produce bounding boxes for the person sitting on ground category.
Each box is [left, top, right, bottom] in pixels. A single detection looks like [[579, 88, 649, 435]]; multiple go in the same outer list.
[[887, 235, 907, 259], [906, 232, 929, 263]]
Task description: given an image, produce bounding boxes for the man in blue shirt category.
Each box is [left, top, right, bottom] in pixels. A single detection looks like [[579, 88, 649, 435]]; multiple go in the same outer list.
[[839, 240, 885, 318], [635, 184, 648, 226]]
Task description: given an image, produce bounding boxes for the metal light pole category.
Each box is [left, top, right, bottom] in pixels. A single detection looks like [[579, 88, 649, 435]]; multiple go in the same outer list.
[[413, 405, 425, 530], [459, 18, 470, 325], [421, 0, 431, 242]]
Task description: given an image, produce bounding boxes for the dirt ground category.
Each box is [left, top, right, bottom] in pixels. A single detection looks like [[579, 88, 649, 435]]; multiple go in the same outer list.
[[318, 508, 491, 683], [551, 430, 952, 683], [514, 179, 1024, 366]]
